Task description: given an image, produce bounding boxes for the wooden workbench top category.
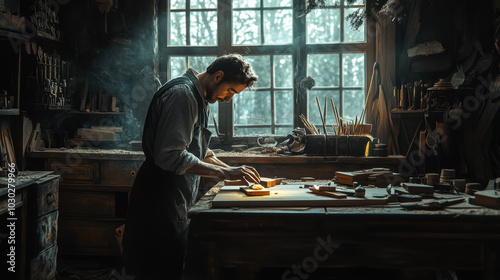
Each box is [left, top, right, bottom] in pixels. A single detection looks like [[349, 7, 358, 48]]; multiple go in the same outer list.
[[189, 181, 500, 220]]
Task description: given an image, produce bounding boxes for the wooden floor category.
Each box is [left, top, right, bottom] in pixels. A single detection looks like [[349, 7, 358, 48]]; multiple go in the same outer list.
[[57, 256, 118, 280]]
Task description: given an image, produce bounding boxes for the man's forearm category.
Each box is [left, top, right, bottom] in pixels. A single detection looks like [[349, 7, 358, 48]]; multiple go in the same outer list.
[[186, 161, 226, 179], [203, 155, 230, 168]]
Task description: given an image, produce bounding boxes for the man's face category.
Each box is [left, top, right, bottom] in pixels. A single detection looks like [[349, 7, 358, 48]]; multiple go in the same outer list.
[[205, 71, 248, 103], [206, 81, 247, 103]]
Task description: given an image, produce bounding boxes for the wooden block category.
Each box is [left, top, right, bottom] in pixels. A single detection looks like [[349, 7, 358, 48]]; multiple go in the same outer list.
[[259, 177, 281, 187], [308, 185, 336, 192], [309, 187, 347, 199], [402, 183, 434, 194], [224, 177, 282, 187], [77, 128, 115, 140], [240, 187, 270, 196], [91, 126, 123, 133], [301, 177, 316, 181], [469, 190, 500, 209]]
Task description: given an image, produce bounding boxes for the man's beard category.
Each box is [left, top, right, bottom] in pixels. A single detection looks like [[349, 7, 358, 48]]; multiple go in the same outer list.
[[206, 82, 220, 103]]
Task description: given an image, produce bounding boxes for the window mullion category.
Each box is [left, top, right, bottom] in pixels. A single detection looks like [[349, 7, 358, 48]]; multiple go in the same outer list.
[[270, 56, 275, 134], [186, 0, 191, 45], [340, 0, 345, 42], [260, 0, 265, 45], [219, 0, 233, 144], [339, 53, 344, 118], [293, 0, 307, 128]]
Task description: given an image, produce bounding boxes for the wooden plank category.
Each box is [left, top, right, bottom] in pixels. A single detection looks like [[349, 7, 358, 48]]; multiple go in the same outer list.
[[469, 190, 500, 209], [240, 187, 270, 196], [402, 183, 435, 195], [6, 129, 16, 166], [224, 177, 282, 187]]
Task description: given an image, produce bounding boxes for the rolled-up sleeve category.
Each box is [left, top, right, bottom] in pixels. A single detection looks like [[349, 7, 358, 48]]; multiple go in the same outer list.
[[153, 84, 202, 174]]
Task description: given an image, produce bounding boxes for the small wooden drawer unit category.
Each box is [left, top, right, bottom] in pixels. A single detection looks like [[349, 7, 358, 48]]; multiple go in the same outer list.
[[28, 175, 60, 280]]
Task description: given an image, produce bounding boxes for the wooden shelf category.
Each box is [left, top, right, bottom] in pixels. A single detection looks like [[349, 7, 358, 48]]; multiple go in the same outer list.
[[0, 108, 20, 115], [71, 111, 125, 115]]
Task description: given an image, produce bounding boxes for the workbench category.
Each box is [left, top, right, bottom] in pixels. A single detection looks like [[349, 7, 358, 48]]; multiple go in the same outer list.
[[187, 181, 500, 280]]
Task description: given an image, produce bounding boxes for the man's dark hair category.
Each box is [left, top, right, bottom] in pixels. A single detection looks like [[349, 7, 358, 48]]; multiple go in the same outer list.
[[206, 54, 258, 89]]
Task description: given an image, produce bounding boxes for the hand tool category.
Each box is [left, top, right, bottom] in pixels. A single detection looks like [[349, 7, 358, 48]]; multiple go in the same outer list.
[[400, 197, 464, 210]]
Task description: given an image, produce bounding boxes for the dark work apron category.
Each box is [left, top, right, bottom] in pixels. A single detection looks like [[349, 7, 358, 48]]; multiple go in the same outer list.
[[122, 75, 211, 279]]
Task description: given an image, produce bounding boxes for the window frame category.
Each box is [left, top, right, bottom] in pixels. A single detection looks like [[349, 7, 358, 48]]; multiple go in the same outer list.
[[158, 0, 375, 144]]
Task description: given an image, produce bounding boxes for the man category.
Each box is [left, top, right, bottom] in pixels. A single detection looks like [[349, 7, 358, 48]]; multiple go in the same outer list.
[[122, 54, 260, 279]]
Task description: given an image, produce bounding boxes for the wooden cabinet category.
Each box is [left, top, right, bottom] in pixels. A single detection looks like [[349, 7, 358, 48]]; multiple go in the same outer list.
[[40, 154, 143, 256], [27, 175, 59, 280]]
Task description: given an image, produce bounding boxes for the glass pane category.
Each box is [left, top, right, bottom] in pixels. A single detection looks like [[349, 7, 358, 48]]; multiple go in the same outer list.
[[188, 56, 217, 73], [307, 54, 340, 87], [233, 10, 261, 45], [274, 55, 293, 88], [169, 12, 186, 46], [244, 56, 271, 88], [275, 90, 293, 125], [343, 53, 365, 87], [170, 0, 185, 9], [191, 0, 216, 9], [208, 103, 219, 135], [235, 127, 271, 135], [264, 0, 292, 8], [233, 90, 271, 126], [344, 8, 365, 42], [190, 11, 217, 46], [308, 90, 340, 134], [346, 0, 365, 6], [169, 56, 186, 79], [306, 8, 341, 44], [264, 9, 293, 45], [343, 90, 364, 122], [233, 0, 260, 8], [276, 126, 293, 135]]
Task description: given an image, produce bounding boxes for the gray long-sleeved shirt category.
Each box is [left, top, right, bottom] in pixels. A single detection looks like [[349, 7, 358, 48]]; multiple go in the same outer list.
[[142, 68, 209, 175]]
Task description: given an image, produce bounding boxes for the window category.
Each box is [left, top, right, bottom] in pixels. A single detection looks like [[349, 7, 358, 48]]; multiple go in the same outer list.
[[162, 0, 372, 140]]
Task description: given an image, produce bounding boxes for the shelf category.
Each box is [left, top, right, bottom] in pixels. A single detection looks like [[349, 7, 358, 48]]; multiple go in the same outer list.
[[0, 108, 20, 115], [36, 30, 61, 43], [0, 12, 25, 34], [71, 111, 125, 115]]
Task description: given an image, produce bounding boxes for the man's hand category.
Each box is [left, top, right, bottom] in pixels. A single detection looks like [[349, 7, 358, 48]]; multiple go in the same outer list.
[[222, 165, 260, 185]]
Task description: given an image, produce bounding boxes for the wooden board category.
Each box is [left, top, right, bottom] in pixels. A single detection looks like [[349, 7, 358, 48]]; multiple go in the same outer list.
[[469, 190, 500, 209], [224, 177, 282, 187], [212, 185, 387, 208], [402, 183, 435, 194], [240, 187, 270, 196], [335, 168, 402, 187]]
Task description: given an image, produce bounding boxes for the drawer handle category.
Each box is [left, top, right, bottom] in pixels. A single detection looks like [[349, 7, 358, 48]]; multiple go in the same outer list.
[[130, 171, 136, 176], [46, 193, 56, 204]]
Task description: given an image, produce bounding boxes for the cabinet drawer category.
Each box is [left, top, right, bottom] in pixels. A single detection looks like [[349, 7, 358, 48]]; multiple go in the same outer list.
[[0, 191, 22, 215], [29, 178, 59, 217], [100, 160, 142, 186], [29, 211, 58, 255], [59, 190, 115, 218], [58, 219, 123, 256], [30, 245, 57, 280], [47, 159, 98, 184]]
